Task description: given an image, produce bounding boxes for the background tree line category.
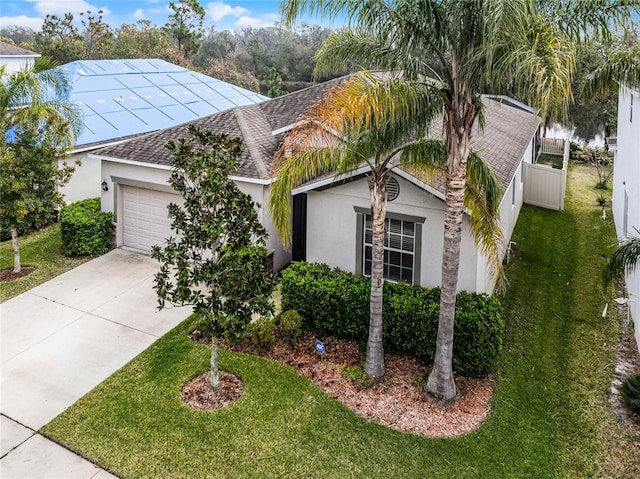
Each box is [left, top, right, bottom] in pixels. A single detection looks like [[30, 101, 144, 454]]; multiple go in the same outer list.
[[0, 11, 347, 97]]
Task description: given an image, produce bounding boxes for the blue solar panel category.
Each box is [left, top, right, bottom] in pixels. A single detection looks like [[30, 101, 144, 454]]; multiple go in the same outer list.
[[58, 59, 268, 147]]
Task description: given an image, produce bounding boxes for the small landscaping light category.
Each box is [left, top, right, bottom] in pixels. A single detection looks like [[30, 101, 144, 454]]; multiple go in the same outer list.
[[101, 180, 108, 192]]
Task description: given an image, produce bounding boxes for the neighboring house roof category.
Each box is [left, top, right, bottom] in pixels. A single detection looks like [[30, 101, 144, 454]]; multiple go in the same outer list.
[[93, 75, 348, 180], [93, 73, 539, 193], [59, 58, 267, 148], [0, 41, 40, 57]]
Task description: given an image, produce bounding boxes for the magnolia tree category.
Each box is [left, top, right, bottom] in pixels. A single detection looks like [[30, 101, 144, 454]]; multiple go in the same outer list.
[[152, 125, 274, 388]]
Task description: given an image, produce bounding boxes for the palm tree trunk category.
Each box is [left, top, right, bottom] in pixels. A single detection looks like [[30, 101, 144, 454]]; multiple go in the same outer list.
[[427, 105, 473, 400], [364, 171, 387, 379], [11, 226, 21, 274], [210, 335, 220, 388]]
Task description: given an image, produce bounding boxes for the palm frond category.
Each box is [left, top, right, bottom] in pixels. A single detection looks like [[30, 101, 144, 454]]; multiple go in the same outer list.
[[540, 0, 639, 43], [497, 14, 575, 124], [583, 48, 640, 99], [269, 146, 352, 246], [603, 232, 640, 288]]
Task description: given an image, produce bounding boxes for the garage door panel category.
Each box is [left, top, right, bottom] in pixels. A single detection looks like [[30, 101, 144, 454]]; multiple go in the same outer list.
[[121, 185, 181, 252]]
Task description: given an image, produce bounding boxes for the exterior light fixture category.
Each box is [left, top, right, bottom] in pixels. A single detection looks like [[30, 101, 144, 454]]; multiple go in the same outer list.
[[101, 180, 108, 192]]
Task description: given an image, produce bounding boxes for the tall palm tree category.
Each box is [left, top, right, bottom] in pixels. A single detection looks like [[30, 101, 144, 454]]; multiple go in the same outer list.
[[0, 57, 81, 273], [281, 0, 637, 400], [269, 73, 503, 379]]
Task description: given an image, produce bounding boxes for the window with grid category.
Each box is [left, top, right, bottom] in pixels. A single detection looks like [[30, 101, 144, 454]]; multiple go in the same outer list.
[[363, 215, 415, 283]]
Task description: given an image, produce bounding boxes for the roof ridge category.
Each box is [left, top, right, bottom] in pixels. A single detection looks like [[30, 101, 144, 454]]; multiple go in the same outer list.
[[233, 105, 271, 179]]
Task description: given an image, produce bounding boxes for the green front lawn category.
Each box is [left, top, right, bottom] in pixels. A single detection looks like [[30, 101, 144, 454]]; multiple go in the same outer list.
[[40, 164, 640, 478], [0, 224, 90, 302]]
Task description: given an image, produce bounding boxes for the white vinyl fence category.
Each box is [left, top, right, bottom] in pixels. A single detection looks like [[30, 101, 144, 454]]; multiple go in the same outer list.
[[524, 138, 570, 211]]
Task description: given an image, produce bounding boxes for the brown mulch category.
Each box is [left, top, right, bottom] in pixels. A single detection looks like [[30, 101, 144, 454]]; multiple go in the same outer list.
[[186, 330, 495, 438], [181, 371, 244, 410], [0, 267, 35, 282]]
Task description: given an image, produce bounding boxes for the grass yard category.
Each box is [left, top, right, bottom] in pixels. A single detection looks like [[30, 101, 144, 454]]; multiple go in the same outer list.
[[0, 224, 90, 302], [537, 152, 565, 169], [41, 164, 640, 478]]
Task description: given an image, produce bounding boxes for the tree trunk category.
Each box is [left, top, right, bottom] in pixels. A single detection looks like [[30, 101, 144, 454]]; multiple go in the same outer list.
[[363, 171, 387, 379], [427, 104, 474, 401], [210, 335, 220, 388], [11, 226, 21, 274]]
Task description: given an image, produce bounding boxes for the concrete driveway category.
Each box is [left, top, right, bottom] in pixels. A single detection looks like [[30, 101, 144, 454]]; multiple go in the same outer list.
[[0, 249, 192, 478]]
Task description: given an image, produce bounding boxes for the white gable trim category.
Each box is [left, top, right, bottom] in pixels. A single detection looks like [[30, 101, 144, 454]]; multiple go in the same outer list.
[[290, 164, 447, 203]]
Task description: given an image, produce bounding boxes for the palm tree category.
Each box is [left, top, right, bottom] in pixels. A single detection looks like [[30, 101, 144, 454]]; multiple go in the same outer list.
[[269, 73, 503, 379], [1, 57, 81, 142], [0, 57, 81, 273], [281, 0, 637, 400], [583, 48, 640, 100], [604, 231, 640, 288]]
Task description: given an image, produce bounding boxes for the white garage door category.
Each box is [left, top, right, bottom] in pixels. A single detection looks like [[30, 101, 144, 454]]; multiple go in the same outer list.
[[122, 186, 181, 252]]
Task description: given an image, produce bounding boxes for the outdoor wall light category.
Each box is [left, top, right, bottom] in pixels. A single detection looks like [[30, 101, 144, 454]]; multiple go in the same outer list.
[[101, 180, 108, 192]]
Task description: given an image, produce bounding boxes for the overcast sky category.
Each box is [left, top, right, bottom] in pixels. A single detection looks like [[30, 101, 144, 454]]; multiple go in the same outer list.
[[0, 0, 337, 32]]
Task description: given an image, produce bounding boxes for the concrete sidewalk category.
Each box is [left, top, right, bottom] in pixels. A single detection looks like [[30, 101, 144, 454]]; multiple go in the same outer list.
[[1, 249, 192, 478]]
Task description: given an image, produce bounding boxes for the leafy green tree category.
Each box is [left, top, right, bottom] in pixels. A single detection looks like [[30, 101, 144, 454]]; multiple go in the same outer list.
[[282, 0, 637, 400], [109, 21, 178, 60], [0, 59, 81, 273], [152, 125, 274, 389], [79, 10, 114, 60], [202, 57, 260, 91], [33, 13, 84, 63], [164, 0, 206, 58], [269, 74, 503, 379], [265, 67, 284, 97]]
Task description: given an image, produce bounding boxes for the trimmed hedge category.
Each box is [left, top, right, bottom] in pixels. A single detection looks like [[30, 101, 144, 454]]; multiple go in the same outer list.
[[60, 198, 113, 257], [281, 262, 504, 377]]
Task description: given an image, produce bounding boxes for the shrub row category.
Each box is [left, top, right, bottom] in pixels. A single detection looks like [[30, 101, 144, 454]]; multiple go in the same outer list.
[[60, 198, 113, 257], [281, 262, 504, 377]]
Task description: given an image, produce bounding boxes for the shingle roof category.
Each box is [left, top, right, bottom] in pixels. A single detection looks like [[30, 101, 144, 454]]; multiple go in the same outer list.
[[471, 97, 539, 190], [94, 74, 539, 192], [59, 58, 267, 147], [0, 41, 39, 57]]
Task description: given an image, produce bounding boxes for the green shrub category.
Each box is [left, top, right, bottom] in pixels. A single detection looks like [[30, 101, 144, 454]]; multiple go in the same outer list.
[[280, 262, 504, 377], [619, 375, 640, 419], [60, 198, 113, 257], [341, 365, 374, 386], [277, 310, 303, 348], [453, 291, 504, 377], [248, 317, 276, 350], [280, 262, 369, 339]]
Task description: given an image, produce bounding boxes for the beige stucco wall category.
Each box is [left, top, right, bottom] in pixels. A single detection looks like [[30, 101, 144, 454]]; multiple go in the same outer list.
[[57, 152, 102, 204], [304, 174, 483, 293], [100, 159, 290, 271]]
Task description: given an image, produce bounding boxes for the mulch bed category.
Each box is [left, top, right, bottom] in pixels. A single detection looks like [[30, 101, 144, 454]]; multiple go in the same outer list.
[[0, 267, 35, 282], [185, 330, 495, 437]]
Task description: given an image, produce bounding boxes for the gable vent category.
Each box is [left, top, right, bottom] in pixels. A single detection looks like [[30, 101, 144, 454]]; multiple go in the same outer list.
[[386, 176, 400, 202]]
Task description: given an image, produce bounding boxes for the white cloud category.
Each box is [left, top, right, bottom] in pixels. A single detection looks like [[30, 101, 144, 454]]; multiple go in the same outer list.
[[30, 1, 110, 17], [206, 2, 248, 23], [133, 8, 145, 20], [0, 14, 44, 30], [235, 14, 278, 29], [235, 16, 262, 28]]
